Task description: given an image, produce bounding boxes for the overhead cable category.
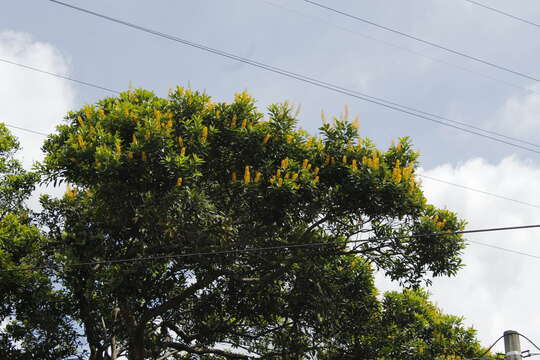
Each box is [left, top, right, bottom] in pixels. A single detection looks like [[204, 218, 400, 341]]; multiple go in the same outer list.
[[43, 0, 540, 154], [301, 0, 540, 82], [0, 57, 120, 94], [464, 0, 540, 29], [2, 223, 540, 273], [261, 0, 536, 96], [418, 174, 540, 210], [519, 333, 540, 353]]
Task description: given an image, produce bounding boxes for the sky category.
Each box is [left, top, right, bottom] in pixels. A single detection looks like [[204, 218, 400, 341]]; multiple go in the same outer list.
[[1, 0, 540, 355]]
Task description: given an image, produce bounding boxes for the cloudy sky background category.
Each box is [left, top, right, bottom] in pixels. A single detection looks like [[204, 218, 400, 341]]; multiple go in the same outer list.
[[2, 0, 540, 355]]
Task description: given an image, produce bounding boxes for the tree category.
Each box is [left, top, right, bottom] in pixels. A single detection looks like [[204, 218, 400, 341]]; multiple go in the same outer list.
[[374, 289, 486, 360], [1, 88, 489, 359], [0, 124, 79, 359]]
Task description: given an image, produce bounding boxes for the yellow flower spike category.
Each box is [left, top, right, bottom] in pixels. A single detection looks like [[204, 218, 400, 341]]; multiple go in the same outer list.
[[286, 135, 293, 144], [178, 136, 184, 148], [291, 173, 299, 181], [277, 177, 283, 187], [313, 176, 320, 185], [366, 158, 372, 168], [115, 143, 121, 154], [77, 115, 84, 126], [77, 134, 85, 148], [285, 173, 290, 180], [313, 167, 320, 175], [397, 143, 402, 151], [269, 176, 276, 184], [142, 152, 147, 162], [373, 157, 379, 170], [302, 159, 309, 169], [254, 171, 262, 183], [145, 130, 151, 139], [231, 115, 237, 128], [241, 118, 247, 129], [262, 134, 271, 144], [128, 151, 133, 159], [98, 108, 105, 118], [276, 169, 281, 177], [84, 106, 92, 119], [351, 159, 358, 171], [306, 138, 313, 147], [306, 164, 312, 170], [244, 166, 251, 184], [132, 135, 138, 144], [180, 147, 186, 156], [352, 117, 360, 130], [231, 172, 237, 183], [176, 177, 183, 186], [201, 126, 208, 142], [154, 110, 162, 121], [167, 119, 173, 129], [342, 155, 347, 164]]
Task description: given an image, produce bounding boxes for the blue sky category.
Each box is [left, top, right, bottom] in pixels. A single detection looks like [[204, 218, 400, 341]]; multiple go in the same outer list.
[[2, 0, 540, 354]]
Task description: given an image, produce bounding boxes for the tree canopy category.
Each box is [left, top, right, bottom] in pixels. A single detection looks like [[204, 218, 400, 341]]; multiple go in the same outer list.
[[0, 88, 492, 359]]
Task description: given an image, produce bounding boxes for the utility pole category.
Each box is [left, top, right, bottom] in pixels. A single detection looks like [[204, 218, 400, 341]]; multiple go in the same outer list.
[[504, 330, 522, 360]]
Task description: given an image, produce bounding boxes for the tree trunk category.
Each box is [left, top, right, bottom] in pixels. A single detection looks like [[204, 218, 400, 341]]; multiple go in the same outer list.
[[128, 326, 145, 360]]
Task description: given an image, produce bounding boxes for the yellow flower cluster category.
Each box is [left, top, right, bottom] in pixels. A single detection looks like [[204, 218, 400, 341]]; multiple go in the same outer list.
[[362, 151, 379, 171], [262, 134, 271, 144], [392, 160, 402, 184], [402, 164, 414, 181], [201, 126, 208, 142]]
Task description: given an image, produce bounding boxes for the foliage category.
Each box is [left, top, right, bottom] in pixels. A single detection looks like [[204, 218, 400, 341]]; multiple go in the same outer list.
[[0, 124, 79, 359], [374, 289, 487, 360], [0, 88, 488, 359]]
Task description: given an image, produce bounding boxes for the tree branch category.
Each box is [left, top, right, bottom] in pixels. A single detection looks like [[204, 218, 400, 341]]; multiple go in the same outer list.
[[161, 342, 250, 359]]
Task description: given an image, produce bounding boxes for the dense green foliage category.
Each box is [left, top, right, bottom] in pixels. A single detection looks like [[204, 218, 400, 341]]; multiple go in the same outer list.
[[0, 124, 79, 359], [0, 89, 492, 359]]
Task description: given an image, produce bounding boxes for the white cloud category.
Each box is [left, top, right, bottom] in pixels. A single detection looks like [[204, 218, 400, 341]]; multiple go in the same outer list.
[[377, 156, 540, 353], [0, 30, 75, 169], [496, 84, 540, 140]]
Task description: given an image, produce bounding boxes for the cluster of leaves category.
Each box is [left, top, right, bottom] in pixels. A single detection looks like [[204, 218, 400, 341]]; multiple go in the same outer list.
[[0, 88, 491, 359]]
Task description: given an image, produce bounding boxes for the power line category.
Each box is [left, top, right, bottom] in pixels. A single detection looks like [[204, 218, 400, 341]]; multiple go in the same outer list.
[[468, 239, 540, 261], [301, 0, 540, 82], [0, 57, 120, 94], [466, 334, 504, 360], [2, 224, 540, 273], [4, 123, 48, 137], [418, 174, 540, 210], [44, 0, 540, 155], [519, 333, 540, 353], [464, 0, 540, 29], [261, 0, 537, 97]]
